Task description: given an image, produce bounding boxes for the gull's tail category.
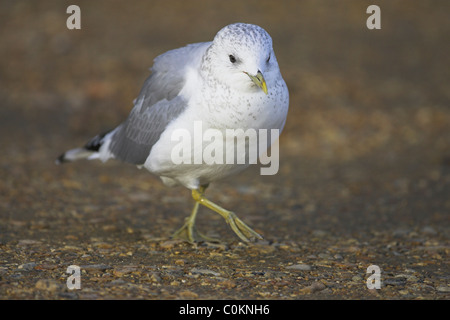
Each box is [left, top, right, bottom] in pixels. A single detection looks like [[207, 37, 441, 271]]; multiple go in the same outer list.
[[55, 130, 113, 164]]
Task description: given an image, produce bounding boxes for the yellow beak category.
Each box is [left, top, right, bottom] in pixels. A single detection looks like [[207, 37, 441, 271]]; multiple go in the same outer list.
[[246, 70, 268, 94]]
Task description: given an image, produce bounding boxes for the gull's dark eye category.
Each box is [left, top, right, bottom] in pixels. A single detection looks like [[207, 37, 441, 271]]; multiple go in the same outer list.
[[266, 54, 271, 63], [229, 55, 237, 63]]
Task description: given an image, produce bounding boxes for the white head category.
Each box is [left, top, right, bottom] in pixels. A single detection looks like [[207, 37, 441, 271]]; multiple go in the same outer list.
[[202, 23, 279, 95]]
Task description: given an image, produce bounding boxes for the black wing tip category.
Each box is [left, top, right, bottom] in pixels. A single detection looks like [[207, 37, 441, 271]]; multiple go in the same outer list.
[[55, 153, 67, 165], [84, 130, 111, 152], [56, 130, 112, 165]]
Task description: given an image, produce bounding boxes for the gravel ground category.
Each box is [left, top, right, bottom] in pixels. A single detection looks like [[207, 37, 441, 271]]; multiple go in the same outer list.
[[0, 1, 449, 300]]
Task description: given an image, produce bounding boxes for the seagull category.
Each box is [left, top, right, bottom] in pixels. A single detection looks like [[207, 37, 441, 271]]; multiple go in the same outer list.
[[57, 23, 289, 243]]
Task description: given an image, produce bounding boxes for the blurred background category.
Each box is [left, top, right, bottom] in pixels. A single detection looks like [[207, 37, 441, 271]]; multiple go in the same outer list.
[[0, 0, 448, 299], [1, 0, 449, 233]]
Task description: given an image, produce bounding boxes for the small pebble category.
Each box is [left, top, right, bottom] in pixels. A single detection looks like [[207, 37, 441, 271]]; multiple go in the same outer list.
[[190, 268, 220, 276], [421, 226, 437, 235], [318, 253, 333, 259], [35, 279, 61, 292], [80, 264, 112, 272], [300, 281, 326, 294], [436, 286, 450, 293], [18, 263, 37, 271], [286, 264, 312, 271], [352, 275, 363, 282], [179, 290, 199, 299], [18, 240, 41, 246], [113, 265, 138, 277]]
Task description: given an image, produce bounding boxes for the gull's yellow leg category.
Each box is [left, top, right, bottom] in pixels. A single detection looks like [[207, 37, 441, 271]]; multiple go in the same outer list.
[[191, 189, 263, 243], [172, 185, 217, 243]]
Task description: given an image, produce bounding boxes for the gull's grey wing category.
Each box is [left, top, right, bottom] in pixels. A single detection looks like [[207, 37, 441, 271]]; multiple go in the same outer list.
[[106, 42, 210, 165]]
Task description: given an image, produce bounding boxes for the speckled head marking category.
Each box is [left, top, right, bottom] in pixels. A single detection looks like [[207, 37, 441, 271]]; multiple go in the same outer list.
[[201, 23, 277, 94], [213, 23, 272, 53]]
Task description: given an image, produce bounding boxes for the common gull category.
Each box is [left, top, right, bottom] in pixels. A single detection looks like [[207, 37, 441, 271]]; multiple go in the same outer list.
[[57, 23, 289, 243]]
